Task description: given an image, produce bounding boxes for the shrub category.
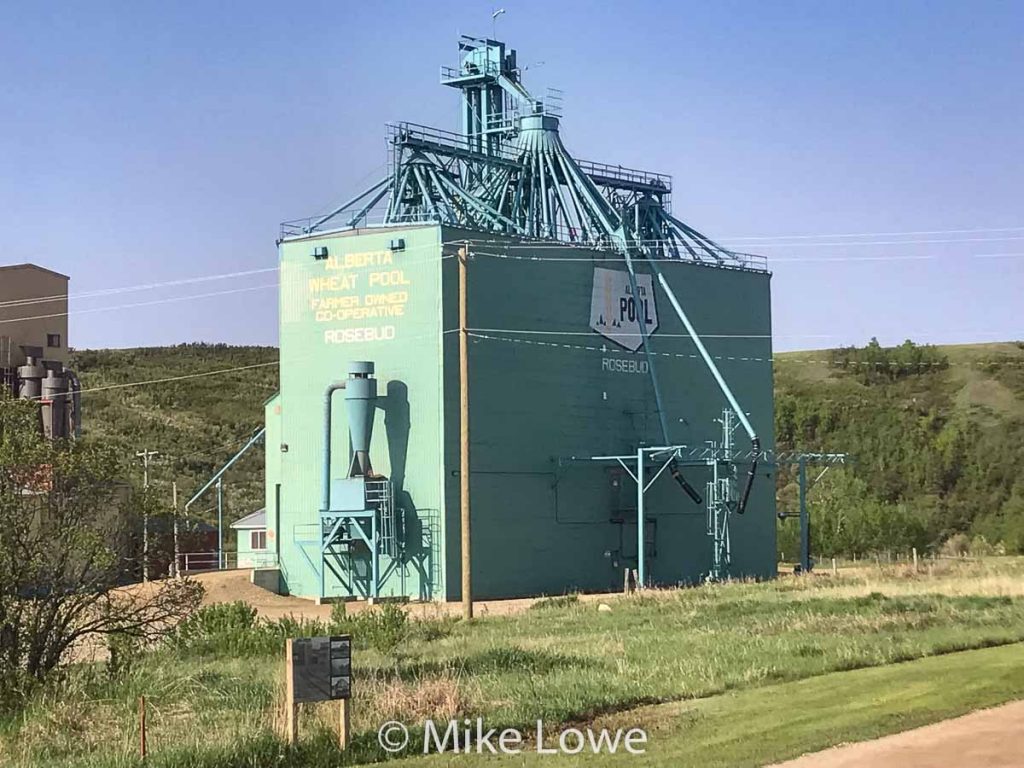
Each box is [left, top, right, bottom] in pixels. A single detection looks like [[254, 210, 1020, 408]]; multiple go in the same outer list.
[[165, 602, 329, 656], [362, 602, 409, 655]]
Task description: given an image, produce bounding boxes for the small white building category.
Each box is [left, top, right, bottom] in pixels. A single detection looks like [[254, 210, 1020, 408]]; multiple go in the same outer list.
[[230, 508, 269, 568]]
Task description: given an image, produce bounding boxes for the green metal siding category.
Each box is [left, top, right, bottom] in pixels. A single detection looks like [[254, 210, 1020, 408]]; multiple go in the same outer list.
[[439, 228, 775, 598]]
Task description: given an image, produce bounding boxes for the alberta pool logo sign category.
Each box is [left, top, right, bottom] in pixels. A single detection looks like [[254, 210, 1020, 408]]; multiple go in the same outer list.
[[589, 267, 658, 352]]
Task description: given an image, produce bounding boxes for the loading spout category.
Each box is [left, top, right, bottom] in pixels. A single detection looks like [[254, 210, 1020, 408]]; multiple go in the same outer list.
[[737, 438, 761, 515], [669, 459, 703, 504], [642, 252, 761, 514]]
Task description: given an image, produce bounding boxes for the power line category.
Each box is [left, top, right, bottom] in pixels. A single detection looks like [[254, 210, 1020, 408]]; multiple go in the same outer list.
[[740, 236, 1024, 248], [467, 247, 1024, 264], [0, 238, 459, 313], [68, 360, 280, 398], [721, 226, 1024, 242], [0, 284, 278, 326], [467, 331, 1024, 368], [0, 267, 278, 310], [462, 235, 1024, 251], [464, 327, 1021, 340]]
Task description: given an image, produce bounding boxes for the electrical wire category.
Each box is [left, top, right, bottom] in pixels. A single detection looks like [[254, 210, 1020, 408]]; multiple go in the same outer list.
[[464, 327, 1021, 340], [62, 360, 280, 399], [0, 267, 279, 310], [466, 247, 1024, 264], [0, 284, 279, 326], [0, 240, 467, 326], [721, 226, 1024, 242], [0, 238, 460, 314], [466, 331, 1024, 368], [458, 236, 1024, 251]]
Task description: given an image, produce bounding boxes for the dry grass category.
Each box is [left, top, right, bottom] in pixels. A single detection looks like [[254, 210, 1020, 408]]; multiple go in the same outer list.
[[784, 558, 1024, 600]]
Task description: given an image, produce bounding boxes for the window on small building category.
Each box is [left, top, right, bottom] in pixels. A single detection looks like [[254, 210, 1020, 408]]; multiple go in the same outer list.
[[251, 530, 267, 550], [47, 333, 61, 348]]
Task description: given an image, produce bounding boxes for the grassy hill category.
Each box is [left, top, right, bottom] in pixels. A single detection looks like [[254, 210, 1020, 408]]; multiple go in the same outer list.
[[70, 344, 278, 537], [774, 340, 1024, 557], [70, 339, 1024, 557]]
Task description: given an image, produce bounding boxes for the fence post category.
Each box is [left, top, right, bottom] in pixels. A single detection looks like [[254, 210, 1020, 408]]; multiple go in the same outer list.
[[831, 558, 837, 576], [912, 547, 918, 570]]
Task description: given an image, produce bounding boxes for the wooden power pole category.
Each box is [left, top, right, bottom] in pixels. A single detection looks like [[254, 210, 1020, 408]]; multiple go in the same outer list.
[[135, 449, 159, 582], [459, 245, 473, 620], [172, 480, 180, 578]]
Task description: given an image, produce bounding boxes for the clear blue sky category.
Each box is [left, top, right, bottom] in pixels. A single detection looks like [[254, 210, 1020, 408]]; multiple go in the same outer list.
[[2, 1, 1021, 352]]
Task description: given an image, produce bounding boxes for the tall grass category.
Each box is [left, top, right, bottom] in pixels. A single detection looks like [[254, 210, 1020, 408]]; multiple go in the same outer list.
[[4, 558, 1024, 767]]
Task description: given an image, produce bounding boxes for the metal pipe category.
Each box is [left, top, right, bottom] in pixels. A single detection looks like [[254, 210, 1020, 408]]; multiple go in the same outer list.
[[643, 257, 761, 513], [799, 458, 810, 573], [307, 177, 390, 232], [621, 248, 702, 506], [184, 427, 266, 513], [216, 479, 223, 570], [669, 460, 703, 504], [321, 381, 347, 512], [636, 447, 645, 589], [621, 252, 671, 445]]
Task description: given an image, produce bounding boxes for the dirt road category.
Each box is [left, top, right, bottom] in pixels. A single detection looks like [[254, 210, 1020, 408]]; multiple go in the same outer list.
[[769, 700, 1024, 768]]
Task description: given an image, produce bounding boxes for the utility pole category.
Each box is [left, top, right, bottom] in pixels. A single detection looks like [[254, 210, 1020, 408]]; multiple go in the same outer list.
[[172, 481, 180, 578], [459, 244, 472, 620], [135, 449, 159, 582]]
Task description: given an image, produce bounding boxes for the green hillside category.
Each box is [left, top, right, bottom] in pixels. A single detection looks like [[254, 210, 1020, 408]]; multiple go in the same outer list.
[[775, 340, 1024, 558], [70, 339, 1024, 558], [70, 344, 278, 536]]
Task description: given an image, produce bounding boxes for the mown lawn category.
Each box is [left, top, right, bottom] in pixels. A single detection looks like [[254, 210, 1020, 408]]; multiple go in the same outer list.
[[391, 642, 1024, 767], [3, 558, 1024, 767]]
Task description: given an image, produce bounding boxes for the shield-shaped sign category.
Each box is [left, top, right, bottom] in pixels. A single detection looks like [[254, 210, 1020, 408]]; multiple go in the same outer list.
[[589, 267, 659, 351]]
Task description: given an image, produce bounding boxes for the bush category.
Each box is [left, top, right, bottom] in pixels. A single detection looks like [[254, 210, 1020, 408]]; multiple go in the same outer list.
[[330, 601, 412, 655], [165, 602, 329, 656]]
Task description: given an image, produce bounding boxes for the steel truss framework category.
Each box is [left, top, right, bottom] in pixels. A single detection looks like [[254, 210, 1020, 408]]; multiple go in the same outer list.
[[281, 36, 765, 273], [774, 452, 849, 573], [576, 434, 849, 586], [319, 478, 400, 600]]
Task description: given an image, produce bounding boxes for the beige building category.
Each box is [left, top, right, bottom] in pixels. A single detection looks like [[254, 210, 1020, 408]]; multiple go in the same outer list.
[[0, 263, 69, 369]]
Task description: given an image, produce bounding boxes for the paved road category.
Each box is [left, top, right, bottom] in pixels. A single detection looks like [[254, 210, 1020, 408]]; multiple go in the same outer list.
[[770, 700, 1024, 768]]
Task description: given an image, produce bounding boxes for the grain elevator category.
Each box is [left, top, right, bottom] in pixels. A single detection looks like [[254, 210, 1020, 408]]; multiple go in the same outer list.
[[266, 37, 775, 601]]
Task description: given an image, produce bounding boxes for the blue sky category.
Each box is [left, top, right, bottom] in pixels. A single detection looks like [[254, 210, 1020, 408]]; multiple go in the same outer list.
[[1, 1, 1021, 352]]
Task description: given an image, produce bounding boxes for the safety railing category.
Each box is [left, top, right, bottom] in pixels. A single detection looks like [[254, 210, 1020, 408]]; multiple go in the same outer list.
[[175, 551, 278, 574]]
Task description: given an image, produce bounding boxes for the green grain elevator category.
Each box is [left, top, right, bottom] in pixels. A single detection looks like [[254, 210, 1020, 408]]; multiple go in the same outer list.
[[265, 37, 775, 601]]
